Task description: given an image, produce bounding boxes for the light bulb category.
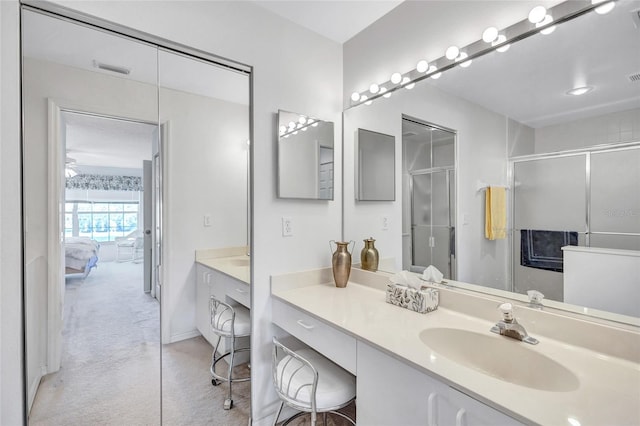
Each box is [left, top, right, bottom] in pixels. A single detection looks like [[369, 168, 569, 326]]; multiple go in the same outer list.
[[370, 83, 380, 94], [288, 121, 295, 129], [401, 77, 415, 89], [391, 72, 402, 84], [312, 122, 319, 127], [592, 0, 615, 14], [536, 15, 555, 35], [416, 60, 429, 73], [302, 127, 308, 131], [351, 92, 361, 102], [528, 6, 547, 24], [482, 27, 498, 43], [284, 134, 289, 138], [299, 116, 307, 124], [380, 87, 391, 98], [293, 131, 298, 135], [296, 123, 303, 129], [455, 52, 472, 68], [445, 45, 459, 60], [493, 35, 510, 53], [307, 119, 315, 125], [566, 86, 593, 96], [279, 125, 286, 134], [428, 65, 441, 79]]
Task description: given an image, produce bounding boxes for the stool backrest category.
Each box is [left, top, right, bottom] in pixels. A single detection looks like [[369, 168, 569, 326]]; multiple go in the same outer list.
[[271, 337, 318, 413], [210, 297, 236, 338]]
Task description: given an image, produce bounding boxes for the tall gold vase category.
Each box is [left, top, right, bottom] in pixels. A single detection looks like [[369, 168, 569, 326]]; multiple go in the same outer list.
[[330, 240, 353, 288], [361, 237, 379, 272]]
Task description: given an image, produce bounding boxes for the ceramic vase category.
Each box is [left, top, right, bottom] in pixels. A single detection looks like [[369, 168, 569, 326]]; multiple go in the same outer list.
[[361, 237, 379, 272], [330, 240, 353, 288]]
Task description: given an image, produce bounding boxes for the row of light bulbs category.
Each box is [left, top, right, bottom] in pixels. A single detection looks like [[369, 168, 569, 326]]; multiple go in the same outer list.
[[279, 115, 320, 138], [350, 0, 615, 106]]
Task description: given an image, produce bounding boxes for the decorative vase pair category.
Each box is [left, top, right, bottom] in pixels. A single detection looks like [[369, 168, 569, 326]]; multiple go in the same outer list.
[[330, 238, 379, 288]]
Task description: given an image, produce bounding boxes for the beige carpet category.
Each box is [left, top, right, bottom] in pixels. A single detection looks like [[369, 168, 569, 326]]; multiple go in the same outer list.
[[29, 260, 250, 425]]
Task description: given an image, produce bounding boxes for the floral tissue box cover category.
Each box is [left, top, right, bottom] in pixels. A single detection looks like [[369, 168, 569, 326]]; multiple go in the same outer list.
[[385, 283, 439, 314]]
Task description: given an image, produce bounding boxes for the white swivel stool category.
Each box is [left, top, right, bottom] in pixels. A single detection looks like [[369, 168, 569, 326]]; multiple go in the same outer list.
[[210, 297, 251, 410], [271, 337, 356, 426]]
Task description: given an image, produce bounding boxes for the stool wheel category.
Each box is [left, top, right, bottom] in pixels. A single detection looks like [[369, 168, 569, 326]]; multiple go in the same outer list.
[[224, 398, 233, 410], [211, 378, 219, 386]]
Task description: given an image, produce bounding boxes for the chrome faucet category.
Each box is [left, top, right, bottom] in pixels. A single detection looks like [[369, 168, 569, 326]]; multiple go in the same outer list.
[[490, 303, 539, 345]]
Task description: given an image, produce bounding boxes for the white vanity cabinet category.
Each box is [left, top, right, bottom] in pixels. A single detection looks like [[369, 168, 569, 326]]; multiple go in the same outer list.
[[357, 341, 522, 426], [196, 262, 250, 360]]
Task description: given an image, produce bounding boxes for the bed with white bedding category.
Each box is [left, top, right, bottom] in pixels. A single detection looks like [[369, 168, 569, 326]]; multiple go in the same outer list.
[[65, 237, 99, 278]]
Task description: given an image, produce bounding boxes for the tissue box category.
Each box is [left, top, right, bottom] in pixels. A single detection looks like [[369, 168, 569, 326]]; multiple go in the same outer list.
[[385, 283, 439, 314]]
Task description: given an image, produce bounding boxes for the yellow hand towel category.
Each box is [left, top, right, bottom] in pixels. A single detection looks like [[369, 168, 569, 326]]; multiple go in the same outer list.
[[485, 186, 507, 240]]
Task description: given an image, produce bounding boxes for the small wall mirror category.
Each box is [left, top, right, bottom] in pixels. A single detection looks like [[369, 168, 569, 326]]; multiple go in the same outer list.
[[277, 110, 334, 200], [356, 128, 395, 201]]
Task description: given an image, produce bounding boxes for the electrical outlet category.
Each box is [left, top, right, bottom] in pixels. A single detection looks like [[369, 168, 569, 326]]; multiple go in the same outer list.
[[382, 215, 389, 231], [282, 216, 293, 237], [203, 214, 212, 227]]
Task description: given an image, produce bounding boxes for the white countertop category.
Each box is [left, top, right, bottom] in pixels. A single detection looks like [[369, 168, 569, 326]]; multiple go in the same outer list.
[[271, 274, 640, 425], [195, 247, 250, 284]]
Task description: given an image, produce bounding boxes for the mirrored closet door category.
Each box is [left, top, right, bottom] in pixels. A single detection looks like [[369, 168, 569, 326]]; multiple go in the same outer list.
[[22, 6, 252, 424]]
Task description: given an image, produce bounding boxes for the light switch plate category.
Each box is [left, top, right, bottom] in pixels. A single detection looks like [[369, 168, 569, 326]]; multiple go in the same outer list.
[[204, 215, 212, 227], [382, 216, 389, 231]]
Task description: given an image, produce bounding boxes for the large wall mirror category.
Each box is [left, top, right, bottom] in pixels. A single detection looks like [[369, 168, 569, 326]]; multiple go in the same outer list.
[[277, 110, 335, 200], [22, 6, 251, 423], [343, 0, 639, 325]]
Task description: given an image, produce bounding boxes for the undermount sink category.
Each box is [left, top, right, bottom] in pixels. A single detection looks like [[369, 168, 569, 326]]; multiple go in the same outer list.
[[228, 257, 249, 267], [419, 327, 579, 392]]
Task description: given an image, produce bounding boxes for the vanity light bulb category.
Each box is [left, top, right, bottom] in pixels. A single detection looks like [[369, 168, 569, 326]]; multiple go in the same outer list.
[[284, 134, 289, 138], [380, 87, 391, 98], [299, 116, 307, 124], [482, 27, 498, 43], [390, 72, 402, 84], [361, 94, 371, 105], [296, 123, 303, 129], [456, 52, 472, 68], [428, 65, 441, 79], [536, 15, 556, 35], [493, 35, 510, 53], [302, 127, 308, 131], [369, 83, 380, 94], [593, 0, 615, 14], [312, 122, 319, 127], [401, 76, 415, 89], [293, 130, 298, 135], [351, 92, 361, 102], [279, 125, 286, 134], [460, 59, 472, 68], [445, 45, 459, 60], [307, 119, 315, 125], [528, 6, 547, 24], [416, 60, 429, 73]]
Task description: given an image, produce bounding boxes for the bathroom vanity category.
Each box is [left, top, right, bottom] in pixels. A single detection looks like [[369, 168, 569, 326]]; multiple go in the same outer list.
[[271, 268, 640, 425], [196, 247, 251, 355]]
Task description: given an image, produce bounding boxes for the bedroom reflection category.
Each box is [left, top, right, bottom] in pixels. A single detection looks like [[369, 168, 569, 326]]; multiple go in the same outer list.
[[23, 7, 252, 424], [22, 9, 162, 424]]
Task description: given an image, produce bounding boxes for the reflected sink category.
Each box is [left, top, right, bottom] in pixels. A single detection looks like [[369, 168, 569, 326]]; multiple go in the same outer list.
[[228, 257, 249, 267], [419, 328, 579, 392]]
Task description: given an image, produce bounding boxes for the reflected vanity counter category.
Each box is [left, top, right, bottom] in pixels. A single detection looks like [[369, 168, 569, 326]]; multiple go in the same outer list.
[[195, 247, 251, 359], [270, 268, 640, 425]]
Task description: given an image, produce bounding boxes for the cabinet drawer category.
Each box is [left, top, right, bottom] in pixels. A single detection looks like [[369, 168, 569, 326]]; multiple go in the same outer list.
[[225, 279, 250, 308], [272, 298, 356, 374]]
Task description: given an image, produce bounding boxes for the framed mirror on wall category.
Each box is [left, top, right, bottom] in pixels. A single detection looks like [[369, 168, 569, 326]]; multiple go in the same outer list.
[[342, 0, 640, 326], [277, 110, 335, 200], [355, 128, 395, 201], [21, 5, 252, 424]]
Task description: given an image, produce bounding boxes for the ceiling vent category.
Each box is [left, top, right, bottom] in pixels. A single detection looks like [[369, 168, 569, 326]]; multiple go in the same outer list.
[[629, 73, 640, 82]]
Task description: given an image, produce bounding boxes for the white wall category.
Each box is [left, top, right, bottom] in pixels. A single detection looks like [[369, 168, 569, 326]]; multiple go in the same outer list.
[[534, 107, 640, 153], [160, 86, 249, 342], [344, 82, 510, 290], [13, 1, 343, 424], [0, 1, 23, 423]]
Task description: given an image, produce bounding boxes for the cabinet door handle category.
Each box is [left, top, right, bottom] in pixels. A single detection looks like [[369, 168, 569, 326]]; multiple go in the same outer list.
[[296, 320, 315, 330], [455, 408, 466, 426], [427, 392, 437, 426], [235, 288, 247, 294]]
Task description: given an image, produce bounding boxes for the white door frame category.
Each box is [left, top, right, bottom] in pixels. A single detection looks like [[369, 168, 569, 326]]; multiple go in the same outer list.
[[46, 99, 159, 373]]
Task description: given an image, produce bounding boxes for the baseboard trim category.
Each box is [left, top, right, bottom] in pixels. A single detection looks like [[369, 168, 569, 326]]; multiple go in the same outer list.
[[166, 329, 201, 344]]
